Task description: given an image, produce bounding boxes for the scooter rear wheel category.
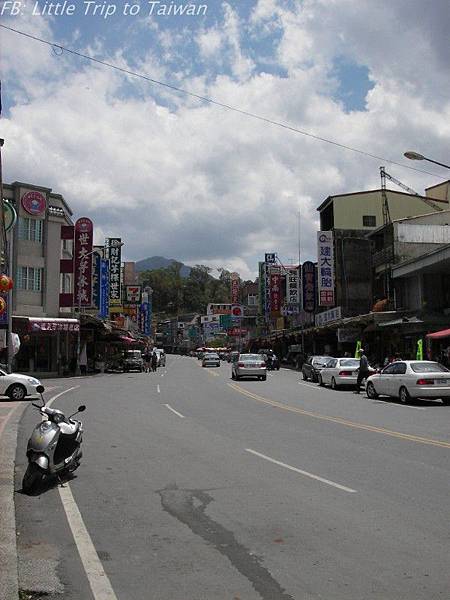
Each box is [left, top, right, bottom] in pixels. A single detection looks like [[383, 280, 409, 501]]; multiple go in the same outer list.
[[22, 463, 45, 495]]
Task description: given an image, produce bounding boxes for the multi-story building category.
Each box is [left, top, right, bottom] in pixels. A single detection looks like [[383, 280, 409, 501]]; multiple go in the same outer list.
[[3, 182, 79, 375], [316, 186, 448, 317]]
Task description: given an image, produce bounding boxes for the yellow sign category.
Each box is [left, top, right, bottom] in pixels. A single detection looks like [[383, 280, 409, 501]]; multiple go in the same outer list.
[[354, 340, 362, 358]]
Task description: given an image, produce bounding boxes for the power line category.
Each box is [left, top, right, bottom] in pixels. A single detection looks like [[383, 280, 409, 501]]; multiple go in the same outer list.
[[0, 23, 445, 179]]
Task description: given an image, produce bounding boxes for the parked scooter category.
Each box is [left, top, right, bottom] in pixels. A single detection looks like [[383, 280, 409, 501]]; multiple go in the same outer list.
[[22, 385, 86, 494]]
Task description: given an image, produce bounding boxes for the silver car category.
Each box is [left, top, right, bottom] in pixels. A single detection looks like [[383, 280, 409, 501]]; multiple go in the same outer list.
[[366, 360, 450, 404], [202, 353, 220, 367], [231, 353, 267, 381], [318, 358, 361, 389]]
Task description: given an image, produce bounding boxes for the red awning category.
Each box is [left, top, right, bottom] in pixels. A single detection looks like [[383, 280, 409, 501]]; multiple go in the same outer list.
[[120, 335, 138, 344], [426, 328, 450, 340]]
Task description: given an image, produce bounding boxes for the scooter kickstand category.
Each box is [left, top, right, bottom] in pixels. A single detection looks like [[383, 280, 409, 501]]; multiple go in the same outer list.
[[57, 474, 66, 488]]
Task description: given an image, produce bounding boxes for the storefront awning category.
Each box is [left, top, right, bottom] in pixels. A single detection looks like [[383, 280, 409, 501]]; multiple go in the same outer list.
[[120, 335, 138, 344], [14, 316, 80, 332], [426, 328, 450, 340]]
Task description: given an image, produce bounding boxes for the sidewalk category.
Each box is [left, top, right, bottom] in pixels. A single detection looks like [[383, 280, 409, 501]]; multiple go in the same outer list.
[[0, 400, 28, 600]]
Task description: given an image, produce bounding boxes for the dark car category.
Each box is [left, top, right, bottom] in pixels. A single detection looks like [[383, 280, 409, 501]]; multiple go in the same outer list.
[[302, 355, 333, 382], [123, 350, 144, 372]]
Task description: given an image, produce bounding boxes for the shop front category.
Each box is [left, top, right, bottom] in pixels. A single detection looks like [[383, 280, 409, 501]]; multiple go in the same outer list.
[[13, 317, 80, 376]]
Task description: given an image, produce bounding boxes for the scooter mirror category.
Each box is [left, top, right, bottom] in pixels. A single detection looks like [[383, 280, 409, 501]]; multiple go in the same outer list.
[[36, 385, 45, 394], [78, 405, 86, 412]]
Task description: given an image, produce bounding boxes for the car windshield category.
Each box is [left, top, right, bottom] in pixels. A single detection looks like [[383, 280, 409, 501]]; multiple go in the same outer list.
[[410, 362, 449, 373], [127, 351, 141, 358], [313, 356, 330, 365], [339, 359, 360, 367]]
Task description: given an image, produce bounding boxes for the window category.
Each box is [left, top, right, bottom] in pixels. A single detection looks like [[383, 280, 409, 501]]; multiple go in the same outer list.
[[17, 267, 43, 291], [363, 215, 376, 227], [392, 362, 407, 374], [247, 294, 257, 306], [60, 273, 72, 294], [18, 217, 43, 242]]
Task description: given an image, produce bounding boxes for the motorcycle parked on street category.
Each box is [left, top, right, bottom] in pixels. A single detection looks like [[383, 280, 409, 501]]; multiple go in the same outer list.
[[22, 385, 86, 494]]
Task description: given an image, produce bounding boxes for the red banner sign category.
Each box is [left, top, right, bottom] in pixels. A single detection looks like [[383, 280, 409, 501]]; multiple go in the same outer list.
[[231, 273, 240, 304], [74, 218, 93, 307], [270, 271, 281, 314]]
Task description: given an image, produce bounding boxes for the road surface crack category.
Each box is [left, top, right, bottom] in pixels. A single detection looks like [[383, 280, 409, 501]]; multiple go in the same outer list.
[[158, 485, 294, 600]]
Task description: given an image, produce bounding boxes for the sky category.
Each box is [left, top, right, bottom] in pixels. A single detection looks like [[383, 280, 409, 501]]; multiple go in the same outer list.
[[1, 0, 449, 279]]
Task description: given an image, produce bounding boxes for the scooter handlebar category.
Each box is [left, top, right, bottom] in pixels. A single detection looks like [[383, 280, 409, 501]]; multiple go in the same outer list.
[[32, 403, 41, 408]]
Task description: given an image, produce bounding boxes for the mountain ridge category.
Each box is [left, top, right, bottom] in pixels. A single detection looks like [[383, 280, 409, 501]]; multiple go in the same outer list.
[[135, 256, 192, 277]]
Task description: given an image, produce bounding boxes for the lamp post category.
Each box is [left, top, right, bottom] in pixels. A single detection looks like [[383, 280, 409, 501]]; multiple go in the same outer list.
[[404, 151, 450, 171], [75, 240, 123, 374]]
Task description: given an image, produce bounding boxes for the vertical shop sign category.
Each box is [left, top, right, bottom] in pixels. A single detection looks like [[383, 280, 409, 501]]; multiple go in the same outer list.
[[92, 251, 102, 309], [231, 273, 240, 304], [258, 262, 265, 316], [106, 238, 122, 306], [99, 259, 110, 318], [317, 231, 335, 307], [74, 218, 93, 307], [302, 261, 316, 313], [270, 266, 282, 315], [264, 263, 271, 318], [284, 266, 300, 313]]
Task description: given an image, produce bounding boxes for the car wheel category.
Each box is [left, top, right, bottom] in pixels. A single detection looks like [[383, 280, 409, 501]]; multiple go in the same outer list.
[[441, 397, 450, 405], [399, 386, 410, 404], [231, 372, 235, 380], [262, 375, 267, 381], [8, 384, 26, 401], [318, 375, 324, 387], [366, 382, 378, 399], [302, 372, 307, 381], [331, 377, 339, 390]]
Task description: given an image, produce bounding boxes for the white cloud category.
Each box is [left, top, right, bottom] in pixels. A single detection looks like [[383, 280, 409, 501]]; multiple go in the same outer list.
[[1, 1, 449, 279]]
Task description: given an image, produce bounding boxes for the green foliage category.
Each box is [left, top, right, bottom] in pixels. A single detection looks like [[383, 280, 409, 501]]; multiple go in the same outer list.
[[139, 263, 239, 316]]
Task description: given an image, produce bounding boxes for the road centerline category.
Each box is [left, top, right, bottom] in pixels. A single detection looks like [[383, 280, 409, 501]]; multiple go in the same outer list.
[[228, 382, 450, 449], [246, 448, 357, 493], [163, 403, 185, 419]]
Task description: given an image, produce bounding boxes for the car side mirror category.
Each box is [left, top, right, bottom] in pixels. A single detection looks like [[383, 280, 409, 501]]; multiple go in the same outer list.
[[78, 405, 86, 412], [36, 385, 45, 394]]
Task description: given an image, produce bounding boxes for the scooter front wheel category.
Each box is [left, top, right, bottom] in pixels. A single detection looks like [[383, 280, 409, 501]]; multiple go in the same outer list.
[[22, 463, 45, 495]]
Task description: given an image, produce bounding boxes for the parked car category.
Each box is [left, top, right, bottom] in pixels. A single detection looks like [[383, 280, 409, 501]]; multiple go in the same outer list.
[[202, 352, 220, 367], [123, 350, 144, 372], [302, 356, 333, 382], [366, 360, 450, 404], [232, 353, 267, 381], [318, 357, 361, 389], [0, 369, 42, 400], [154, 348, 166, 367]]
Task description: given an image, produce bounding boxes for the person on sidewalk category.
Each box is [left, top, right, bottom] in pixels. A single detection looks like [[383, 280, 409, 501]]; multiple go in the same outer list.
[[151, 350, 158, 372], [143, 349, 151, 373], [354, 348, 370, 394]]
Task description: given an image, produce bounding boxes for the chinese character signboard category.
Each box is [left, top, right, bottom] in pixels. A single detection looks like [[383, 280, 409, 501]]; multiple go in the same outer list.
[[106, 238, 122, 307], [315, 306, 342, 327], [231, 273, 240, 304], [74, 218, 94, 307], [99, 259, 110, 318], [282, 266, 300, 314], [125, 285, 141, 304], [265, 253, 276, 264], [302, 261, 316, 313], [264, 263, 271, 318], [270, 266, 282, 315], [92, 250, 102, 309], [258, 262, 265, 316], [317, 231, 335, 307]]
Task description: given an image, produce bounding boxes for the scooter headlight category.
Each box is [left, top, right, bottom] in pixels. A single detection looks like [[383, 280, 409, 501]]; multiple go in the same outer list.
[[40, 421, 53, 432]]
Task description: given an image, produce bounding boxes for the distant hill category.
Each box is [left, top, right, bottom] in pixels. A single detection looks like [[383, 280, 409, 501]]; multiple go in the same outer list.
[[135, 256, 191, 277]]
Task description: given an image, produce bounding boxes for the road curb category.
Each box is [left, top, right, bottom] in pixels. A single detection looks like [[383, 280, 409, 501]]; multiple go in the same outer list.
[[0, 402, 28, 600]]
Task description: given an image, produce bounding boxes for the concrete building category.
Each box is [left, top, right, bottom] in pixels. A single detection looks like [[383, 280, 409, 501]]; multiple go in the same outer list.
[[3, 182, 78, 375], [316, 186, 448, 317]]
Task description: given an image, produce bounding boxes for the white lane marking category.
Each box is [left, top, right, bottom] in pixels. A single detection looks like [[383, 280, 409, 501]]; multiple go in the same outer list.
[[164, 404, 185, 419], [46, 386, 81, 408], [59, 484, 119, 600], [246, 448, 357, 494], [157, 384, 161, 394]]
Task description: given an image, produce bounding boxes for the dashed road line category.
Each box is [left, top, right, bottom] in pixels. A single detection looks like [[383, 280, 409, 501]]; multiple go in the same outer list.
[[246, 448, 357, 493], [163, 403, 185, 419], [228, 382, 450, 449]]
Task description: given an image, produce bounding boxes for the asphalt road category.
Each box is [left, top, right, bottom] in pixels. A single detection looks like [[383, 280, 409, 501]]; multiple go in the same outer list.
[[14, 356, 450, 599]]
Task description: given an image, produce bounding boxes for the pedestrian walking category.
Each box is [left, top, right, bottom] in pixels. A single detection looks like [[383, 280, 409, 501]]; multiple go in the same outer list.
[[354, 348, 370, 394], [151, 350, 158, 372], [143, 349, 151, 373]]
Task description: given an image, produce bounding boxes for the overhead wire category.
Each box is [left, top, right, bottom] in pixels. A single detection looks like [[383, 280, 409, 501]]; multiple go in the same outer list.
[[0, 23, 445, 179]]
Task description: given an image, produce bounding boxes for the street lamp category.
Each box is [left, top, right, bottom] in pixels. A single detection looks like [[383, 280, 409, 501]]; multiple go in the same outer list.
[[404, 151, 450, 170], [75, 240, 124, 374]]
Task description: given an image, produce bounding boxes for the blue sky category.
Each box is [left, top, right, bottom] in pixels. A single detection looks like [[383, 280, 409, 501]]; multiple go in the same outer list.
[[1, 0, 449, 277]]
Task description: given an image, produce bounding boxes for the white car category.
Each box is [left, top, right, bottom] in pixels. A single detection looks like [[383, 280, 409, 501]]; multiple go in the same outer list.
[[366, 360, 450, 404], [318, 357, 361, 389], [202, 353, 220, 367], [0, 369, 42, 400]]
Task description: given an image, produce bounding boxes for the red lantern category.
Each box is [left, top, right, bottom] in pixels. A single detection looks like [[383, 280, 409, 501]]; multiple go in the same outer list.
[[0, 297, 6, 315], [0, 275, 13, 292]]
